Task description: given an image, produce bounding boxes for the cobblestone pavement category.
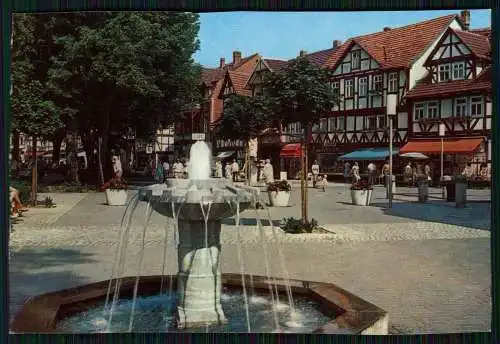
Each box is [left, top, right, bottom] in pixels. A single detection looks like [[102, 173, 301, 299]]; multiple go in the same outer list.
[[9, 185, 492, 334]]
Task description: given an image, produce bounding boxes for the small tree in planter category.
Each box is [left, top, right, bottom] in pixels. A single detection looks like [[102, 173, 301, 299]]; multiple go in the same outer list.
[[350, 179, 374, 206], [266, 180, 291, 207], [100, 175, 128, 206]]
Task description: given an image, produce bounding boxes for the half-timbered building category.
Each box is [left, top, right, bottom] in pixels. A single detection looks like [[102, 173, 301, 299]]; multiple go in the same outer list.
[[315, 13, 467, 173], [173, 51, 259, 158], [214, 69, 254, 161], [402, 26, 492, 176]]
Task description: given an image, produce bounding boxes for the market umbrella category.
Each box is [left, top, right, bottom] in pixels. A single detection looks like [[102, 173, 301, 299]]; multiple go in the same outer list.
[[399, 152, 429, 159]]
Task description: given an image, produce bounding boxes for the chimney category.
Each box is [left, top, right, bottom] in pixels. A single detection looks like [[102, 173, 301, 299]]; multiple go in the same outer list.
[[219, 57, 225, 68], [232, 51, 242, 64], [332, 40, 341, 49], [460, 9, 470, 30], [383, 27, 391, 32], [299, 50, 307, 57]]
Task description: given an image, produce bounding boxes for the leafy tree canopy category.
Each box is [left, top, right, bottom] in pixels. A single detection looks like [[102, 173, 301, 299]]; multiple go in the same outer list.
[[217, 94, 275, 141], [262, 56, 339, 127]]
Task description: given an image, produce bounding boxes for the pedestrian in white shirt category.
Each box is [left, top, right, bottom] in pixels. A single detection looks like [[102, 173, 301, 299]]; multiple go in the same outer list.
[[225, 162, 232, 180], [262, 159, 274, 183], [231, 159, 239, 182], [173, 159, 183, 179], [351, 162, 361, 183], [311, 160, 320, 187], [367, 162, 376, 186]]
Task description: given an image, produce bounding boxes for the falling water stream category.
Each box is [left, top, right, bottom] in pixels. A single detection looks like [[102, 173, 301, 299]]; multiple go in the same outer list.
[[94, 141, 318, 332]]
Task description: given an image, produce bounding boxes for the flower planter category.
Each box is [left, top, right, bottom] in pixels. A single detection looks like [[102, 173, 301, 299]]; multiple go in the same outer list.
[[105, 189, 127, 206], [268, 191, 290, 207], [351, 189, 373, 206]]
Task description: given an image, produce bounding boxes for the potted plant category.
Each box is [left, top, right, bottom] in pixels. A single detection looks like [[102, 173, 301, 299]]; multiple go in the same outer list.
[[350, 179, 374, 206], [101, 175, 128, 206], [266, 180, 291, 207]]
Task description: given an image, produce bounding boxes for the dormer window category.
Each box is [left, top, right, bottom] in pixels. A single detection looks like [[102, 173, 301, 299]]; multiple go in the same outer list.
[[438, 64, 451, 82], [452, 62, 465, 80], [351, 50, 361, 69]]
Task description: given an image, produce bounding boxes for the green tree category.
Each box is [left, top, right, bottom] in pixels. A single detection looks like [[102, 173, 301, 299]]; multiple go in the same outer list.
[[50, 12, 201, 182], [262, 56, 339, 223], [217, 94, 275, 182]]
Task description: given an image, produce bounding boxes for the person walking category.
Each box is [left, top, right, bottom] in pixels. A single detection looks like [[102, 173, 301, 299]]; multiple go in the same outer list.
[[404, 162, 413, 187], [424, 163, 432, 185], [262, 159, 274, 184], [367, 161, 376, 186], [231, 159, 239, 182], [172, 159, 183, 179], [351, 162, 361, 183], [311, 160, 320, 187], [225, 161, 232, 180], [215, 159, 223, 178], [381, 160, 390, 185]]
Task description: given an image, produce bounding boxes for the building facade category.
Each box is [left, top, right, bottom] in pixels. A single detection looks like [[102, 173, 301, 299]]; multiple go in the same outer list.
[[402, 25, 491, 176]]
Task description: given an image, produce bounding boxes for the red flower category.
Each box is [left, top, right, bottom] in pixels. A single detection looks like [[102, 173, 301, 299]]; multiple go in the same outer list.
[[100, 175, 128, 191]]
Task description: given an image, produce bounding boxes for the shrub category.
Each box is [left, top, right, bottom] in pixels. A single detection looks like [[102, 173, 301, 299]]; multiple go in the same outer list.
[[267, 180, 291, 192], [280, 217, 318, 234]]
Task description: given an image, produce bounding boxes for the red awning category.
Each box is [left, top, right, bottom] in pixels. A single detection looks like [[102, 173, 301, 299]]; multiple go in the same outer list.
[[400, 138, 484, 154], [280, 144, 302, 158]]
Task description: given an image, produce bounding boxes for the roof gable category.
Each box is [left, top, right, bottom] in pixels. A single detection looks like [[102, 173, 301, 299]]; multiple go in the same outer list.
[[218, 70, 252, 98], [325, 14, 458, 70]]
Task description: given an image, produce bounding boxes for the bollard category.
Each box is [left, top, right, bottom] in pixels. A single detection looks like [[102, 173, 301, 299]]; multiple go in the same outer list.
[[455, 180, 468, 208], [385, 174, 396, 199]]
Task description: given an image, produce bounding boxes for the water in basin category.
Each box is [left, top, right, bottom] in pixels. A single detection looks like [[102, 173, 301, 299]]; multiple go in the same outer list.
[[57, 290, 331, 333]]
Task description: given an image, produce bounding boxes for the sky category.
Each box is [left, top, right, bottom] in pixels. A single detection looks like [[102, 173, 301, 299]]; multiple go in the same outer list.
[[194, 10, 491, 67]]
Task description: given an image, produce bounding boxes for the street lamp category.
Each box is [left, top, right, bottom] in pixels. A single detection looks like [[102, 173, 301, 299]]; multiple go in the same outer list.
[[386, 94, 398, 208], [439, 123, 446, 199]]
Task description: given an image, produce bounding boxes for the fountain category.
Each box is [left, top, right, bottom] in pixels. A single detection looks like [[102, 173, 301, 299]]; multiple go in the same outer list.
[[11, 142, 389, 334]]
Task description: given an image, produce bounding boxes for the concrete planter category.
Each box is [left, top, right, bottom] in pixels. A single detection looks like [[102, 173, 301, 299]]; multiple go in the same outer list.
[[105, 189, 127, 206], [455, 181, 468, 208], [351, 189, 373, 206], [417, 180, 429, 203], [268, 191, 290, 207]]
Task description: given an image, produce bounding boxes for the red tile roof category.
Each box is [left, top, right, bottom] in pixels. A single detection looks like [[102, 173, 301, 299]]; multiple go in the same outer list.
[[454, 29, 491, 59], [406, 66, 491, 99], [262, 58, 289, 72], [324, 14, 459, 69], [470, 27, 491, 39], [227, 70, 252, 96], [304, 47, 339, 66], [201, 53, 259, 86]]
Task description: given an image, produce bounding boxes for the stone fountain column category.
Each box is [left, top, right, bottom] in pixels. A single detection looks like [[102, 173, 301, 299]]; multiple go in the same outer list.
[[176, 219, 227, 328]]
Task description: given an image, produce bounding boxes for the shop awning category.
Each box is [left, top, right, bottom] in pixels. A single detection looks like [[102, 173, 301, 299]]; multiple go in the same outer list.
[[280, 144, 302, 158], [337, 148, 399, 161], [400, 138, 484, 154], [216, 151, 235, 159]]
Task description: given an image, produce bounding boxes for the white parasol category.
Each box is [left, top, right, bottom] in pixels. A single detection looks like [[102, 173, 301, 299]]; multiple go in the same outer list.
[[400, 152, 429, 159]]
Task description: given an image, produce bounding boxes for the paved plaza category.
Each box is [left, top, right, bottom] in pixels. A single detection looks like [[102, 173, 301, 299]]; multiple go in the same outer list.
[[9, 184, 491, 334]]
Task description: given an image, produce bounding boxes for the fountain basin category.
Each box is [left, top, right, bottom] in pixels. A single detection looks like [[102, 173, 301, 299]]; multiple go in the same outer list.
[[138, 180, 253, 221], [10, 274, 388, 334]]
